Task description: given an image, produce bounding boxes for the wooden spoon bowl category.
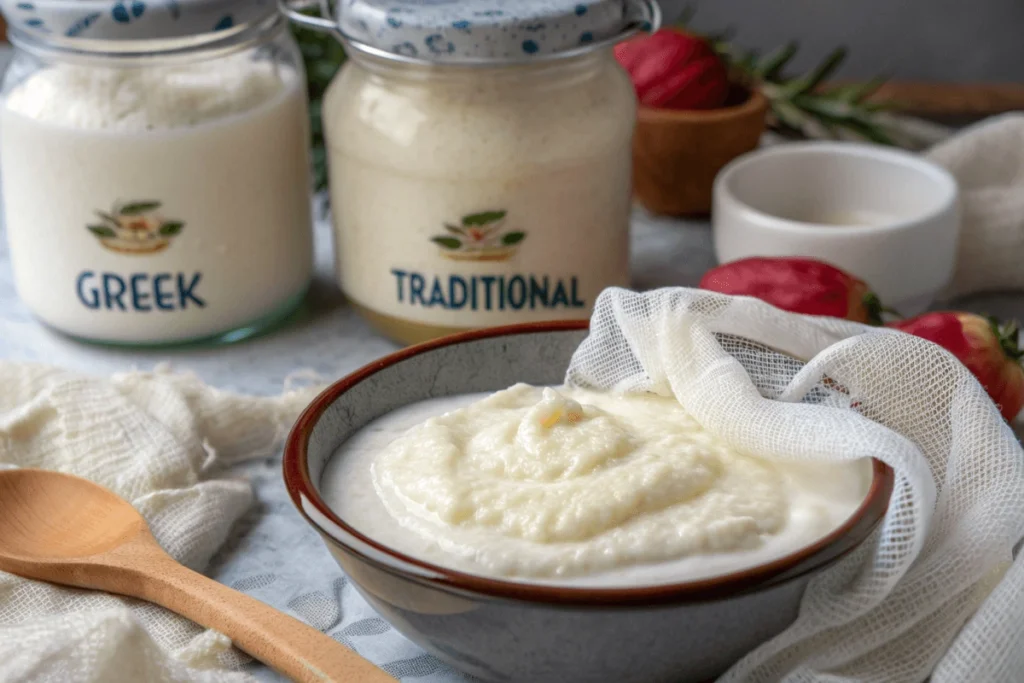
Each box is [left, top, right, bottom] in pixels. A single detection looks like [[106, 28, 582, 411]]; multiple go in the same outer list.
[[0, 468, 143, 560], [0, 468, 395, 683]]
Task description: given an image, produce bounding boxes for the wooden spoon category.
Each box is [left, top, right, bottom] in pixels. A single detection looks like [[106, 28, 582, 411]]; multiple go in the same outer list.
[[0, 468, 396, 683]]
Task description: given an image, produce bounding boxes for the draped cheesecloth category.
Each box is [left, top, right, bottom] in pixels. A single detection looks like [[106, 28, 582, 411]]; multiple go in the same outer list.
[[566, 288, 1024, 683], [0, 364, 318, 682]]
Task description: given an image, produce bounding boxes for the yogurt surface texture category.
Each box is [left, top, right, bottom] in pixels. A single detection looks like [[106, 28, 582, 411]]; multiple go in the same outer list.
[[322, 385, 873, 586]]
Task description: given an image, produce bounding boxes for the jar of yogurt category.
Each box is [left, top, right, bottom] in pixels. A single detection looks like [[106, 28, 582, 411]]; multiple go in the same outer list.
[[0, 0, 314, 345], [285, 0, 658, 345]]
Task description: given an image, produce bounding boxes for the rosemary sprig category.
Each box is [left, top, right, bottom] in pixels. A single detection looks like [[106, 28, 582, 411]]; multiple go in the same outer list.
[[291, 16, 346, 192], [681, 10, 899, 147]]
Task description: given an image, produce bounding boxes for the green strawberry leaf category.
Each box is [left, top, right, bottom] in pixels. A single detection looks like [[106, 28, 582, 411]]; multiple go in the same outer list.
[[501, 232, 526, 246], [462, 211, 506, 227], [755, 41, 798, 81], [988, 315, 1024, 361], [444, 223, 466, 235], [431, 236, 462, 250], [159, 221, 184, 236], [119, 201, 162, 215], [87, 225, 117, 238]]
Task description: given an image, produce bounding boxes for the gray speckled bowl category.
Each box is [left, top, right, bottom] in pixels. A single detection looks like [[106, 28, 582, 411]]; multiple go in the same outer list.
[[284, 321, 893, 683]]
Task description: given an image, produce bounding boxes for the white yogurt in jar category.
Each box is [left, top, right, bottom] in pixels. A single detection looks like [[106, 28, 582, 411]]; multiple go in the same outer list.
[[1, 54, 313, 344], [322, 48, 635, 345], [322, 385, 873, 586]]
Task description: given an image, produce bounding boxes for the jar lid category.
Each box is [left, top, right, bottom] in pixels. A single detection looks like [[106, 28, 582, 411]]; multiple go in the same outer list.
[[0, 0, 277, 42], [338, 0, 657, 63]]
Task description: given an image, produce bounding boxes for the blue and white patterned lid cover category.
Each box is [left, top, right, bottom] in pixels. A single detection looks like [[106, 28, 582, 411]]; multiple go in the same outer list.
[[339, 0, 651, 61], [0, 0, 276, 42]]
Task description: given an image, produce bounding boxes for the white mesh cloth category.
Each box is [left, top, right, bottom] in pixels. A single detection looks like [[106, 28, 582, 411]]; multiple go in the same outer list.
[[566, 288, 1024, 683], [0, 362, 317, 683]]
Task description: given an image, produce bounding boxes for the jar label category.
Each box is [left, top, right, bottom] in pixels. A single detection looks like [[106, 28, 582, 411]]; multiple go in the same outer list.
[[335, 172, 630, 329], [335, 164, 632, 330], [72, 199, 207, 313], [0, 79, 314, 344], [391, 209, 586, 313]]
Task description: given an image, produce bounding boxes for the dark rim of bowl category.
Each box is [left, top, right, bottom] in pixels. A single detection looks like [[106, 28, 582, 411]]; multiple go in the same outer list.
[[284, 320, 894, 607]]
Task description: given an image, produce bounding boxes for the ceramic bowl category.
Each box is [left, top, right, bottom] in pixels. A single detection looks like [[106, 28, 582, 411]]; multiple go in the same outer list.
[[632, 87, 768, 217], [284, 321, 893, 683], [713, 141, 960, 316]]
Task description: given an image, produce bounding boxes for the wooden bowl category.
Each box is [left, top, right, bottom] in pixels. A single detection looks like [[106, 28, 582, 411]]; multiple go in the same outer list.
[[633, 87, 769, 217]]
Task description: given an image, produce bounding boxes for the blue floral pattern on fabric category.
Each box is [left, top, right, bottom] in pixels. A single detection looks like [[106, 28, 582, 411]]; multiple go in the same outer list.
[[65, 11, 100, 36], [425, 33, 455, 54], [339, 0, 648, 61], [111, 0, 144, 22], [4, 0, 278, 41], [393, 41, 418, 56]]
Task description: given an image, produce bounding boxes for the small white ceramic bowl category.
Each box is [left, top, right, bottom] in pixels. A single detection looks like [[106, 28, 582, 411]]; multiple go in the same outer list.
[[713, 142, 960, 315]]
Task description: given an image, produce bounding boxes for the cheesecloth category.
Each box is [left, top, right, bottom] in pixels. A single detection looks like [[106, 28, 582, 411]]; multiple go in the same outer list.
[[0, 363, 317, 683], [566, 287, 1024, 683]]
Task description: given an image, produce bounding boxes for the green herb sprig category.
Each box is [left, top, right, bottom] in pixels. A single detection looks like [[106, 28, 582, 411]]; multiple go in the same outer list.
[[679, 8, 898, 146], [292, 15, 346, 192]]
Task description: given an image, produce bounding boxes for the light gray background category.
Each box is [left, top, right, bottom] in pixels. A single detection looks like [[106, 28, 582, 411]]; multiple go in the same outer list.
[[659, 0, 1024, 82]]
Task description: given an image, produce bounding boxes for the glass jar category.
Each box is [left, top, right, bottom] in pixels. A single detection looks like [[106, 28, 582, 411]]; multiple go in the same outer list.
[[287, 0, 658, 345], [0, 6, 314, 346]]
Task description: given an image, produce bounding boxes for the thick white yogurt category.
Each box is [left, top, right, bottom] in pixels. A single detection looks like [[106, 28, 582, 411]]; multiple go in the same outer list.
[[322, 53, 634, 339], [321, 385, 872, 587]]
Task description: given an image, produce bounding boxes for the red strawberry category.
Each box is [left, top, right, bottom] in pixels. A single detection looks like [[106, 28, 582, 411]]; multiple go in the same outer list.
[[889, 312, 1024, 421], [699, 257, 887, 324], [614, 30, 729, 110]]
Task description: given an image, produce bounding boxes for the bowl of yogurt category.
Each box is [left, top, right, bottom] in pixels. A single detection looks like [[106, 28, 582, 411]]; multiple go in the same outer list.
[[284, 321, 893, 683]]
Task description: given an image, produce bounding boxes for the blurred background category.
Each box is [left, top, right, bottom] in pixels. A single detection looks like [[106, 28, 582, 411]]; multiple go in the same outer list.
[[662, 0, 1024, 82]]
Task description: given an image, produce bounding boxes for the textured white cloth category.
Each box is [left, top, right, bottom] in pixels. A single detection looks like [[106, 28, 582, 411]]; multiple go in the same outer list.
[[567, 288, 1024, 683], [0, 362, 318, 683], [927, 113, 1024, 299]]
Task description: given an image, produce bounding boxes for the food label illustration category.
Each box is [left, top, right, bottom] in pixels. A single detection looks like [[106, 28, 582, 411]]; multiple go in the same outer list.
[[429, 210, 526, 262], [77, 199, 204, 312], [86, 199, 185, 254], [391, 209, 584, 312]]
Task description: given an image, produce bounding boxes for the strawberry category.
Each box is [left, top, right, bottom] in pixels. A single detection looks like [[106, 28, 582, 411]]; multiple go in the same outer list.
[[699, 257, 887, 325], [613, 29, 730, 110], [889, 312, 1024, 421]]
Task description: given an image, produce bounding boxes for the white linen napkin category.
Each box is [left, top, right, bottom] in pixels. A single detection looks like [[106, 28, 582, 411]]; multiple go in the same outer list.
[[0, 362, 316, 683], [925, 113, 1024, 299]]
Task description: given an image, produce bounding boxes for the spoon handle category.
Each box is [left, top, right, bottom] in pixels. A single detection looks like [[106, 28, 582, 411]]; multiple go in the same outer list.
[[136, 553, 396, 683]]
